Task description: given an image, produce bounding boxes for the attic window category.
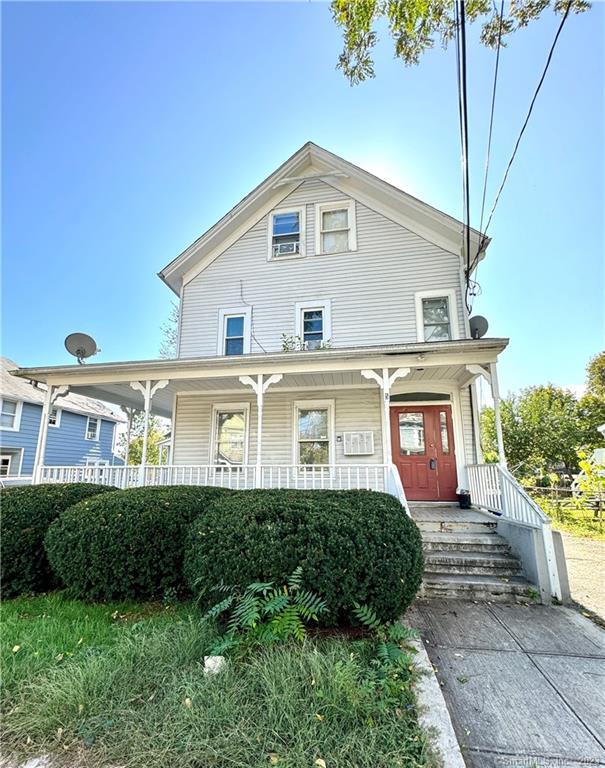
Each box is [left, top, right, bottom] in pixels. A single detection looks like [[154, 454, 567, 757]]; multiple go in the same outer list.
[[269, 208, 305, 259], [315, 200, 356, 255]]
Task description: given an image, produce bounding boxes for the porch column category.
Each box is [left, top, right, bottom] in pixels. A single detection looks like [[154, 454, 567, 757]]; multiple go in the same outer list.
[[239, 373, 283, 487], [32, 384, 69, 483], [361, 367, 410, 482], [489, 362, 507, 468], [121, 406, 135, 466], [130, 379, 169, 485]]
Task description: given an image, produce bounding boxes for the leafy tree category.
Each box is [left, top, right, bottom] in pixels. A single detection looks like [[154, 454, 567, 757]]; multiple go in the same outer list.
[[586, 351, 605, 400], [331, 0, 590, 84], [118, 412, 165, 465], [159, 301, 179, 359]]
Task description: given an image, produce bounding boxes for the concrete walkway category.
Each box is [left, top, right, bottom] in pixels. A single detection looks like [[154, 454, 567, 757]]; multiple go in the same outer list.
[[407, 600, 605, 767]]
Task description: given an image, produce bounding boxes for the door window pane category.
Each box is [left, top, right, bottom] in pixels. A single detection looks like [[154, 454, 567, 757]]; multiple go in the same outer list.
[[440, 411, 450, 454], [215, 411, 246, 465], [422, 297, 451, 341], [399, 412, 425, 455]]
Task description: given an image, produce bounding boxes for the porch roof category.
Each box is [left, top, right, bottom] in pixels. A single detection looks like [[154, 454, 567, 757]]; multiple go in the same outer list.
[[11, 338, 508, 418]]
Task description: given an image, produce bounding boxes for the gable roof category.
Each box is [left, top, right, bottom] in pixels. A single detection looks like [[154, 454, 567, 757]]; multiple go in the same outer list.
[[159, 141, 489, 295], [1, 357, 123, 422]]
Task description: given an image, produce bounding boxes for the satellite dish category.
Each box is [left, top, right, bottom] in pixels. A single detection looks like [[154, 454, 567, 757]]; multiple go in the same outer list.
[[469, 316, 489, 339], [65, 333, 98, 364]]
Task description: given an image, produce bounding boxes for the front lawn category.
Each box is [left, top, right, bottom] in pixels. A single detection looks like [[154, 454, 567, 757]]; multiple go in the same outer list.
[[531, 494, 605, 541], [1, 593, 437, 768]]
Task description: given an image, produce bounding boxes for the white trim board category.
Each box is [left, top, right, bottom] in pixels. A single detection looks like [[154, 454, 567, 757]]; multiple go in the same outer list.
[[415, 288, 460, 342], [216, 306, 252, 356]]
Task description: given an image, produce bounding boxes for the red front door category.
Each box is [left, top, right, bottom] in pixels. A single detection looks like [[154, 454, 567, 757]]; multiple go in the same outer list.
[[390, 405, 458, 501]]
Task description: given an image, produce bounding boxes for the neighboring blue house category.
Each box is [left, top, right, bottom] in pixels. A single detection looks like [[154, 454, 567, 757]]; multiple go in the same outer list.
[[0, 357, 123, 478]]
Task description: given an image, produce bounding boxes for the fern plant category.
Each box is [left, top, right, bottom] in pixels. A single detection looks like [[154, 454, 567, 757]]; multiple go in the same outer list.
[[353, 603, 417, 672], [203, 567, 327, 655]]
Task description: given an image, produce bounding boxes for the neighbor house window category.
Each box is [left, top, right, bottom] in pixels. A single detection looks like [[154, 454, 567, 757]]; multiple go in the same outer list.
[[48, 407, 61, 427], [294, 300, 332, 350], [269, 208, 305, 259], [415, 290, 459, 342], [0, 398, 20, 430], [217, 307, 251, 355], [212, 405, 248, 466], [294, 400, 334, 465], [315, 200, 356, 255], [0, 455, 11, 476], [86, 416, 100, 441]]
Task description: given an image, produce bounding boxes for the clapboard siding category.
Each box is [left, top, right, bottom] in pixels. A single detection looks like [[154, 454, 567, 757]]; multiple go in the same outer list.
[[460, 386, 476, 466], [179, 179, 466, 357], [173, 389, 385, 466]]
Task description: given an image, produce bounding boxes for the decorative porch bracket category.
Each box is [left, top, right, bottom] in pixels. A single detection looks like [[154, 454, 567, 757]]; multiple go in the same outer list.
[[33, 384, 70, 483], [239, 373, 283, 487], [361, 367, 410, 474], [130, 379, 169, 484], [463, 363, 506, 468]]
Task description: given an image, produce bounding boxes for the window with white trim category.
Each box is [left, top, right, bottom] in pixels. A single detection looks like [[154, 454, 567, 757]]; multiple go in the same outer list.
[[295, 300, 332, 350], [0, 455, 12, 476], [315, 200, 356, 255], [85, 416, 100, 441], [294, 400, 334, 465], [269, 208, 305, 259], [415, 290, 459, 342], [48, 407, 61, 427], [217, 307, 251, 356], [0, 398, 19, 430], [212, 406, 248, 466]]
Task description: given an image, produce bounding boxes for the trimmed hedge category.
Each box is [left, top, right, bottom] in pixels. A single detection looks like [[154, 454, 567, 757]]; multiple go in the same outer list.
[[45, 486, 232, 601], [1, 483, 116, 597], [184, 489, 424, 625]]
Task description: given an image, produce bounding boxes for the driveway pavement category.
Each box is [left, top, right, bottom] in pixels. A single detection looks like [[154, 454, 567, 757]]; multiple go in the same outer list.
[[407, 600, 605, 768], [561, 533, 605, 620]]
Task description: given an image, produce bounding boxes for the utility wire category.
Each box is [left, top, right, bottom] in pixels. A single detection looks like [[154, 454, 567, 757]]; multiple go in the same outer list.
[[479, 0, 573, 246], [454, 0, 473, 313]]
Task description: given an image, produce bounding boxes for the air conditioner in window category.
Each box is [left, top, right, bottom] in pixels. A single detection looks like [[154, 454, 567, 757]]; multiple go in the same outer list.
[[273, 240, 300, 257], [343, 431, 375, 456]]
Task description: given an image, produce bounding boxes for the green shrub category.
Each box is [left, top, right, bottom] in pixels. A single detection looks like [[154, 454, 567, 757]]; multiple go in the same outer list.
[[1, 483, 116, 597], [45, 486, 231, 601], [185, 489, 423, 625]]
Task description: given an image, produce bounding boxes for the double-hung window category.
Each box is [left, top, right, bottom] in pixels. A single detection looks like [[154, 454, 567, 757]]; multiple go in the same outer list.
[[48, 407, 61, 427], [294, 400, 334, 466], [415, 290, 459, 342], [217, 307, 251, 356], [0, 398, 20, 430], [269, 208, 305, 259], [315, 200, 356, 255], [295, 300, 331, 350], [86, 416, 100, 441], [212, 405, 248, 466], [0, 455, 12, 476]]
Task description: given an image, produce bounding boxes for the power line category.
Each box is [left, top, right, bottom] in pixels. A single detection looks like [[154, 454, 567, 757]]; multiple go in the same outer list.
[[454, 0, 473, 314], [479, 0, 573, 246]]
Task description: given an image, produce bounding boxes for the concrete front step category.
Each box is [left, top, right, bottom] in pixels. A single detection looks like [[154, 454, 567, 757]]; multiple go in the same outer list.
[[415, 518, 498, 534], [421, 574, 537, 603], [424, 550, 522, 577], [421, 531, 511, 554]]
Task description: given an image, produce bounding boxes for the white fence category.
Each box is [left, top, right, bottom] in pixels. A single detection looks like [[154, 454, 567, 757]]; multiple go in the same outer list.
[[38, 463, 392, 493], [467, 463, 561, 599]]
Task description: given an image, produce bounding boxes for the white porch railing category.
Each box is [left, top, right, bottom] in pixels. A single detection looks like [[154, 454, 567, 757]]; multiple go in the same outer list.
[[467, 463, 562, 599], [38, 463, 395, 494]]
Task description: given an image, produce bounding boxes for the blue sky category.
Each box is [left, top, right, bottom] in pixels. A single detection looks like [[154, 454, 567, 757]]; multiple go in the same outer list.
[[2, 1, 603, 395]]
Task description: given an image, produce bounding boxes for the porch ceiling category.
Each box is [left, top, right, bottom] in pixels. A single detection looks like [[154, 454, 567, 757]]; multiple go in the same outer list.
[[67, 364, 476, 419]]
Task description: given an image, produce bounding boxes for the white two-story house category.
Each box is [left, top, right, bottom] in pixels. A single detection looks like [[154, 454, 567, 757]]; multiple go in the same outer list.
[[16, 142, 507, 498], [14, 143, 565, 601]]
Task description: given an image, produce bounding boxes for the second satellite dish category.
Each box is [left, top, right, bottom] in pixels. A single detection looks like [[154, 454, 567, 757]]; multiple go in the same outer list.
[[469, 316, 489, 339], [65, 333, 98, 364]]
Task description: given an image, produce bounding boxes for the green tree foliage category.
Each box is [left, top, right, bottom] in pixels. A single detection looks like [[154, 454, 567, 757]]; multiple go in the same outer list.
[[481, 354, 605, 479], [331, 0, 590, 84], [159, 301, 179, 359], [118, 412, 166, 465]]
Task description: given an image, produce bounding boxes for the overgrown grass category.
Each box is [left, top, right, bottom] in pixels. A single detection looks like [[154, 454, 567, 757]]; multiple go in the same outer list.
[[1, 594, 437, 768], [532, 495, 605, 541]]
